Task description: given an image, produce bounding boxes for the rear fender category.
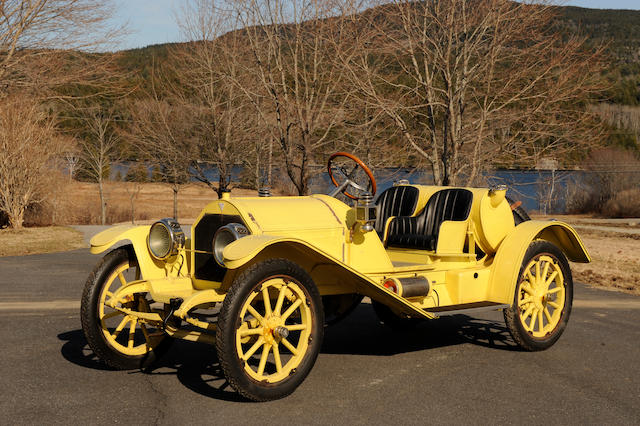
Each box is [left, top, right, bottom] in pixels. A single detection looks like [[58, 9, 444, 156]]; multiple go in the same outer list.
[[223, 235, 435, 319], [488, 221, 590, 305], [90, 225, 170, 280]]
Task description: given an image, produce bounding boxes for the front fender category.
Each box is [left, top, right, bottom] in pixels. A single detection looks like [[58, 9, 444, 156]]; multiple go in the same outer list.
[[222, 234, 435, 319], [90, 225, 168, 280], [488, 221, 590, 305], [222, 235, 311, 269]]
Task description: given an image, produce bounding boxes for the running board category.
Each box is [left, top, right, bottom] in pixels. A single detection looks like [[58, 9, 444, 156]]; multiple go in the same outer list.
[[426, 302, 510, 317]]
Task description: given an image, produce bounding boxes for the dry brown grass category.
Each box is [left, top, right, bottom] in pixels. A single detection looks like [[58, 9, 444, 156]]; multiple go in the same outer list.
[[533, 214, 640, 295], [602, 189, 640, 218], [51, 181, 272, 225], [571, 228, 640, 296], [0, 226, 85, 257]]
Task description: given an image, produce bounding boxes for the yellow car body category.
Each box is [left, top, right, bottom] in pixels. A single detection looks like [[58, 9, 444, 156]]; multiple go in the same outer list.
[[84, 174, 589, 400], [90, 185, 588, 322]]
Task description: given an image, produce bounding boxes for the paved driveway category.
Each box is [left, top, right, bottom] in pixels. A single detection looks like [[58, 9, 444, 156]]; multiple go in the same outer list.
[[0, 250, 638, 425]]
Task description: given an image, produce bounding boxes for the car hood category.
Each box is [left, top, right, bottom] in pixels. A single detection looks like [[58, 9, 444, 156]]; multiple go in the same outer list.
[[228, 194, 350, 233]]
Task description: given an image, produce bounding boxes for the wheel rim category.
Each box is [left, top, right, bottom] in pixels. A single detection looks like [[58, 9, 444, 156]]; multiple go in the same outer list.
[[98, 261, 164, 356], [517, 254, 566, 338], [235, 276, 313, 383]]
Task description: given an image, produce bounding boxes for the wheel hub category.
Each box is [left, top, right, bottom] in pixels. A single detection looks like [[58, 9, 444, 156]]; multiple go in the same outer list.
[[533, 288, 545, 310], [263, 315, 286, 345]]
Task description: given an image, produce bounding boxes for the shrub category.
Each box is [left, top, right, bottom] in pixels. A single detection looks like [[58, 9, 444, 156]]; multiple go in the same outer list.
[[602, 189, 640, 218], [125, 163, 149, 182], [568, 147, 640, 214], [0, 98, 70, 228]]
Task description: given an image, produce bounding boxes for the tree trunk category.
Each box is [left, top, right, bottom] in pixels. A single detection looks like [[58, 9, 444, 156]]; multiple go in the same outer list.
[[267, 138, 273, 187], [98, 179, 106, 225], [172, 184, 178, 220], [217, 172, 226, 198], [8, 208, 24, 229], [255, 149, 261, 190], [130, 195, 135, 225]]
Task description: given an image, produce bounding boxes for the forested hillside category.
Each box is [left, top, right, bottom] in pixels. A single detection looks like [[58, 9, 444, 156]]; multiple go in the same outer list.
[[117, 6, 640, 105]]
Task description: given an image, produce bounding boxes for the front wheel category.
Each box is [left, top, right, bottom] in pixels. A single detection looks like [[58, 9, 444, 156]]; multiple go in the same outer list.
[[216, 259, 324, 401], [81, 246, 172, 370], [504, 240, 573, 351]]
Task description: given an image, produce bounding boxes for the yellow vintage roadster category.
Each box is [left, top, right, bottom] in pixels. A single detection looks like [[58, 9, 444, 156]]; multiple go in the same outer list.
[[81, 152, 590, 401]]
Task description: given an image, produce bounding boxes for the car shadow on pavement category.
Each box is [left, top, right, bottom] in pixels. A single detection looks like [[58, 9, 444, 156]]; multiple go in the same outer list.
[[150, 341, 247, 402], [57, 305, 518, 402], [58, 330, 113, 371], [57, 330, 246, 402], [322, 304, 521, 355]]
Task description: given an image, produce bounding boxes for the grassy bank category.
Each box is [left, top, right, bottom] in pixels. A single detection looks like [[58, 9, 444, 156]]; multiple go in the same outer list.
[[29, 181, 273, 226], [0, 226, 86, 257], [570, 228, 640, 296]]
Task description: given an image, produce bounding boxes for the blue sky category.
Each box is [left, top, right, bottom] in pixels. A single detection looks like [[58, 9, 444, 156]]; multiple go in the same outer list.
[[113, 0, 640, 51]]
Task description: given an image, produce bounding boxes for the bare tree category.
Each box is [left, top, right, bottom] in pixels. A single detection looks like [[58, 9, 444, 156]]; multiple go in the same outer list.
[[221, 0, 355, 195], [124, 181, 141, 225], [127, 97, 193, 220], [173, 2, 252, 197], [0, 0, 122, 97], [0, 97, 69, 228], [77, 107, 119, 225], [343, 0, 604, 185], [338, 98, 408, 173], [64, 148, 80, 179]]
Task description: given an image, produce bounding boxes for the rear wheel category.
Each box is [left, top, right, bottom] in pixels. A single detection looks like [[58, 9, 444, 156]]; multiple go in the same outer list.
[[81, 247, 172, 370], [504, 241, 573, 351], [216, 259, 324, 401]]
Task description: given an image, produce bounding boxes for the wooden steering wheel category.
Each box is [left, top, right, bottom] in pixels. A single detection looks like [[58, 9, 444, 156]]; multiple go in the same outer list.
[[327, 152, 377, 200]]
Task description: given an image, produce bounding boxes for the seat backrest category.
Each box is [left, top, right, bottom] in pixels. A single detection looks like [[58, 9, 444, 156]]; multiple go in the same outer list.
[[386, 188, 473, 251], [374, 185, 420, 238]]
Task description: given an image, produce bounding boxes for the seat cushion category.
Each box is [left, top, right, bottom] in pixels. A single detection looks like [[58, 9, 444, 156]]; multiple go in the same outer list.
[[374, 185, 419, 238], [387, 232, 436, 251], [386, 188, 472, 251]]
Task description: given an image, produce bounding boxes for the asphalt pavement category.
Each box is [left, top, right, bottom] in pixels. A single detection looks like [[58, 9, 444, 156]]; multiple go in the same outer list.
[[0, 249, 638, 425]]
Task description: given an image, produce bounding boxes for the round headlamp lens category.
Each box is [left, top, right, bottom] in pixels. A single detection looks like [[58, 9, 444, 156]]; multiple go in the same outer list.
[[149, 221, 172, 259], [213, 223, 248, 267]]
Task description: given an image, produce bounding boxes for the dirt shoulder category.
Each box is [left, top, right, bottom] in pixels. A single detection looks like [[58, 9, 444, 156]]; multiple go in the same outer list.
[[569, 228, 639, 296], [532, 214, 640, 296], [0, 226, 86, 257]]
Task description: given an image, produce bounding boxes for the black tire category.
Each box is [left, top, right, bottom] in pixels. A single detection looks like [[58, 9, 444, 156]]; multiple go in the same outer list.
[[81, 246, 172, 370], [507, 196, 531, 225], [216, 259, 324, 401], [322, 294, 363, 326], [372, 300, 423, 330], [504, 240, 573, 351]]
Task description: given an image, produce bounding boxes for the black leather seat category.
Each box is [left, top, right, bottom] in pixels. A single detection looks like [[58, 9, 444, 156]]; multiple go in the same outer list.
[[374, 185, 420, 239], [386, 189, 473, 251]]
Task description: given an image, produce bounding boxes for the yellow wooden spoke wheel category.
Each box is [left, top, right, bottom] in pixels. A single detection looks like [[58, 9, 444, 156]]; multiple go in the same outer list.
[[81, 247, 172, 370], [235, 277, 313, 382], [216, 259, 323, 401], [517, 254, 566, 338], [98, 262, 164, 356], [504, 241, 573, 351]]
